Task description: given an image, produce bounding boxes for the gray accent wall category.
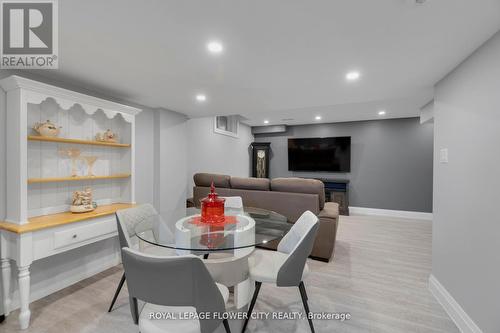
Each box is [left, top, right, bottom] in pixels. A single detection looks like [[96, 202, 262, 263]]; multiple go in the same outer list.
[[432, 31, 500, 333], [255, 117, 434, 212]]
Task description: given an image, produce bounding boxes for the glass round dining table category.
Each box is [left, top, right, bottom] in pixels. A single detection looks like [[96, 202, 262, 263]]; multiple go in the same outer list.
[[133, 207, 291, 256], [133, 207, 291, 309]]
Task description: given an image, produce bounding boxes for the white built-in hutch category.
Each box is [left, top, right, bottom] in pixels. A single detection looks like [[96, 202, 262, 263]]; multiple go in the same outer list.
[[0, 76, 141, 329]]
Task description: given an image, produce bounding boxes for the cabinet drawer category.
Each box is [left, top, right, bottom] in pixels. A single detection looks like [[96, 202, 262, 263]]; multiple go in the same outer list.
[[53, 218, 116, 250]]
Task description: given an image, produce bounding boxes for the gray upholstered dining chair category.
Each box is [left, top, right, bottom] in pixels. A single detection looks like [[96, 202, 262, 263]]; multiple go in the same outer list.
[[222, 196, 244, 215], [242, 210, 319, 333], [108, 204, 175, 312], [121, 247, 231, 333]]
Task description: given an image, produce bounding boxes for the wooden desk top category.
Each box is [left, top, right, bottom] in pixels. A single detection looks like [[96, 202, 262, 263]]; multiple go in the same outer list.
[[0, 203, 135, 234]]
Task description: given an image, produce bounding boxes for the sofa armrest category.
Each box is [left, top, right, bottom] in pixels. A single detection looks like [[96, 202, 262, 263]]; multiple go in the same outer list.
[[311, 202, 339, 261], [318, 201, 339, 219]]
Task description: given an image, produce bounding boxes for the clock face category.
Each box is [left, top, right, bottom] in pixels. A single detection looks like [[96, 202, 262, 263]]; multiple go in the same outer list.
[[257, 150, 265, 158]]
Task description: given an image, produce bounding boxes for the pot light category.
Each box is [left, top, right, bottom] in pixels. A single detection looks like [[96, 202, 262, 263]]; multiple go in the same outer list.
[[207, 41, 223, 54], [346, 71, 361, 81], [378, 110, 386, 116], [264, 120, 269, 124], [315, 116, 322, 120], [196, 94, 206, 102]]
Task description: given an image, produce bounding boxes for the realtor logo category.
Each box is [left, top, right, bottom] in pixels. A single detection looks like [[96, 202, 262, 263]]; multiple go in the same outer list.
[[1, 0, 58, 68]]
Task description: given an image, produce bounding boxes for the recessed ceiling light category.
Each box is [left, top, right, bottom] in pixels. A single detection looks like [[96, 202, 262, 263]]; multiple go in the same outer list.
[[315, 116, 322, 120], [196, 94, 206, 102], [207, 41, 223, 54], [263, 120, 269, 124], [378, 110, 386, 116], [346, 71, 361, 81]]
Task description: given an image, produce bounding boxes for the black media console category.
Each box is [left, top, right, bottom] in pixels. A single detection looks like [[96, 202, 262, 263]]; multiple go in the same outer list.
[[315, 178, 350, 216]]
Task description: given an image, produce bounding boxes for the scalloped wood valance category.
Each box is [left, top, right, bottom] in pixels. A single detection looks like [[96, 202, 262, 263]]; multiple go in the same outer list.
[[0, 75, 141, 123]]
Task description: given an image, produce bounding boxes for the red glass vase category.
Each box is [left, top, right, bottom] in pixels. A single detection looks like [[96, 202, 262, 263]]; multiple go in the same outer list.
[[200, 182, 225, 224]]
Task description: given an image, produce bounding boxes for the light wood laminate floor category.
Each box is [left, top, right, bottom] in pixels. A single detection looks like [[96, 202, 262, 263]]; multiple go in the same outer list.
[[0, 215, 458, 333]]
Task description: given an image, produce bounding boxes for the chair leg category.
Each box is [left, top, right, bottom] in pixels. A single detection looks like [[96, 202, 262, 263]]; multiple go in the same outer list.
[[130, 297, 139, 325], [108, 273, 126, 312], [301, 281, 309, 301], [299, 281, 315, 333], [241, 281, 261, 333], [223, 318, 231, 333]]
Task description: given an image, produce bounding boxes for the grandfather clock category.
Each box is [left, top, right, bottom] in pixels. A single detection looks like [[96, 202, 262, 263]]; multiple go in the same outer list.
[[250, 142, 271, 178]]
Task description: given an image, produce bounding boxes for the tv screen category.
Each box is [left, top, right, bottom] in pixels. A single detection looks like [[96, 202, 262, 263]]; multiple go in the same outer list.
[[288, 137, 351, 172]]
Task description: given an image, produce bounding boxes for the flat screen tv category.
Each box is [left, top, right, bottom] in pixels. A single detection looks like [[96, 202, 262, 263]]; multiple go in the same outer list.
[[288, 137, 351, 172]]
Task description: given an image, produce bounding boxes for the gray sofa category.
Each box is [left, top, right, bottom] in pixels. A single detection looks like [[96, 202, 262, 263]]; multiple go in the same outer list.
[[192, 173, 339, 261]]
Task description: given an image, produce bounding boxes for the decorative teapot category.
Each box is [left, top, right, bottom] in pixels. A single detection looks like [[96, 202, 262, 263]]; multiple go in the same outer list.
[[33, 120, 61, 137], [95, 129, 118, 143]]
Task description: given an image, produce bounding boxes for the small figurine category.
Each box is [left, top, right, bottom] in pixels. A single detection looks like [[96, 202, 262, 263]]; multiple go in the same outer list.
[[33, 120, 61, 137], [95, 129, 118, 143], [70, 187, 97, 213]]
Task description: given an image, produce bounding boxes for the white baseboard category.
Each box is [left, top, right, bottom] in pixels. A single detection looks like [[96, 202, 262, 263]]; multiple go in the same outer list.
[[349, 206, 433, 220], [429, 275, 483, 333]]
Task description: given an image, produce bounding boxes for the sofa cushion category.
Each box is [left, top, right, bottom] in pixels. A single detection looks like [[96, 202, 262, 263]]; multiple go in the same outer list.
[[271, 178, 325, 210], [193, 186, 320, 221], [193, 173, 230, 188], [230, 177, 270, 191]]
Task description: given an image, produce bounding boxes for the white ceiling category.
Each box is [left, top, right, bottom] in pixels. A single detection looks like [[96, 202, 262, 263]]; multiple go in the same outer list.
[[30, 0, 500, 126]]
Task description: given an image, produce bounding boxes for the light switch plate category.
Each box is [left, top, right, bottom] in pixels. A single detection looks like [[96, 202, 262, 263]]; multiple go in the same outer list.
[[440, 148, 449, 163]]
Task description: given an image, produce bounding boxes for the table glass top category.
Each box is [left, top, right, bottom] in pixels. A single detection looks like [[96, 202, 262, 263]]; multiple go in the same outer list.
[[134, 207, 291, 253]]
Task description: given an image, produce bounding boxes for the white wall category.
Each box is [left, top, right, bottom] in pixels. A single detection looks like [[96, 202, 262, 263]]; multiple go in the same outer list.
[[432, 31, 500, 333], [186, 117, 254, 196], [134, 108, 156, 205], [154, 109, 188, 221]]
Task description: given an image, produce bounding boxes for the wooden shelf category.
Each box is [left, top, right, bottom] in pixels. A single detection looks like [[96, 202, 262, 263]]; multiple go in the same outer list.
[[28, 135, 131, 148], [28, 173, 131, 184], [0, 203, 135, 234]]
